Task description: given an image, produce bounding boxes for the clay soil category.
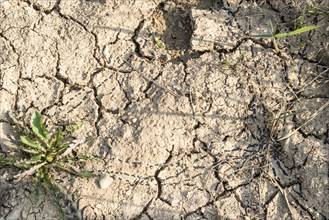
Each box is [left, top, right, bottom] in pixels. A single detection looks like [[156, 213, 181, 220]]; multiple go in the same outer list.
[[0, 0, 329, 219]]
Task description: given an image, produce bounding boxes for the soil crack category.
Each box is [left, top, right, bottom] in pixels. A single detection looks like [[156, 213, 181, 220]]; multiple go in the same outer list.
[[154, 147, 174, 199]]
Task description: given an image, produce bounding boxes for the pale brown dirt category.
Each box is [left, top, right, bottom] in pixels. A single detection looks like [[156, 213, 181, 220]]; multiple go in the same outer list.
[[0, 0, 329, 219]]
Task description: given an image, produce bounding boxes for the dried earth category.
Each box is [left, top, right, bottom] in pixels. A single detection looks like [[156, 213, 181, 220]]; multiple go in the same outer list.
[[0, 0, 329, 219]]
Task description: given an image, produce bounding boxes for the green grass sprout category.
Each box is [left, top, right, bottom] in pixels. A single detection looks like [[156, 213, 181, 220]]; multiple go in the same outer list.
[[247, 22, 320, 53], [152, 32, 165, 49], [249, 25, 320, 39]]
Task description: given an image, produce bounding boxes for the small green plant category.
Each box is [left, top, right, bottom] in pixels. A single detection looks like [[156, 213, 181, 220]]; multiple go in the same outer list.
[[220, 60, 234, 69], [248, 21, 320, 53], [2, 112, 96, 218], [13, 112, 95, 180], [220, 52, 246, 70], [152, 32, 165, 49]]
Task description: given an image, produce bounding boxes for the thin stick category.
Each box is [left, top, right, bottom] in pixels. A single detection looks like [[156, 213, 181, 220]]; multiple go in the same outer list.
[[265, 172, 301, 219], [277, 100, 329, 141], [296, 68, 329, 95]]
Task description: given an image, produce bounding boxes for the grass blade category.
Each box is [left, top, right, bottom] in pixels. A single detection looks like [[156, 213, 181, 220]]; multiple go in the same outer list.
[[0, 153, 5, 162], [248, 25, 319, 39], [56, 144, 70, 155], [55, 164, 95, 178], [248, 33, 273, 38], [76, 171, 96, 178], [273, 38, 280, 53], [50, 127, 63, 147], [274, 25, 319, 38]]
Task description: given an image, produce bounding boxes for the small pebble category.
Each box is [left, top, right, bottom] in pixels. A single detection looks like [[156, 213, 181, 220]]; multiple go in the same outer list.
[[178, 22, 184, 29], [163, 4, 170, 12], [103, 45, 110, 60], [99, 175, 113, 189], [94, 208, 100, 215], [163, 2, 175, 12], [0, 0, 11, 10], [21, 210, 28, 218], [5, 205, 22, 220]]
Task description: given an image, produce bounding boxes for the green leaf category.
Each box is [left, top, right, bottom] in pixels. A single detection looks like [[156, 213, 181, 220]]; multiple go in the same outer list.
[[7, 157, 15, 164], [55, 165, 95, 178], [14, 161, 31, 169], [76, 154, 98, 161], [20, 147, 39, 155], [248, 25, 320, 39], [21, 136, 47, 153], [0, 153, 11, 168], [75, 171, 96, 178], [221, 60, 234, 68], [269, 20, 275, 35], [0, 153, 4, 161], [30, 112, 49, 145], [154, 39, 165, 49], [31, 153, 45, 161], [56, 144, 69, 155], [46, 156, 54, 163], [248, 33, 273, 39], [50, 127, 63, 147], [65, 123, 82, 134], [273, 38, 280, 54], [274, 25, 319, 38]]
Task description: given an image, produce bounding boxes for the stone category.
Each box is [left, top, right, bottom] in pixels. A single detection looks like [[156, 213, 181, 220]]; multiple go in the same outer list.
[[99, 175, 114, 189], [5, 205, 22, 220]]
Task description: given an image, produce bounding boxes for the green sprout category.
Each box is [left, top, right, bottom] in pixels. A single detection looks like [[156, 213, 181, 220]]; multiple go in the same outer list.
[[251, 25, 320, 38], [247, 20, 320, 53], [152, 32, 165, 49]]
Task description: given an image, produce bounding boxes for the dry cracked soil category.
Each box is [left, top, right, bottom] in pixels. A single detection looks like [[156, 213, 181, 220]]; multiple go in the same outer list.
[[0, 0, 329, 219]]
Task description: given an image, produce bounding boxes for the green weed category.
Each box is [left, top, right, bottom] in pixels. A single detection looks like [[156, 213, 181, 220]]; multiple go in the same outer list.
[[220, 60, 234, 69], [1, 112, 96, 219], [220, 52, 246, 70]]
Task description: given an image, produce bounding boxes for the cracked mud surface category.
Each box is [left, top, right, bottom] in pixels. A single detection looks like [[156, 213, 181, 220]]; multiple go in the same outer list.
[[1, 0, 328, 219]]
